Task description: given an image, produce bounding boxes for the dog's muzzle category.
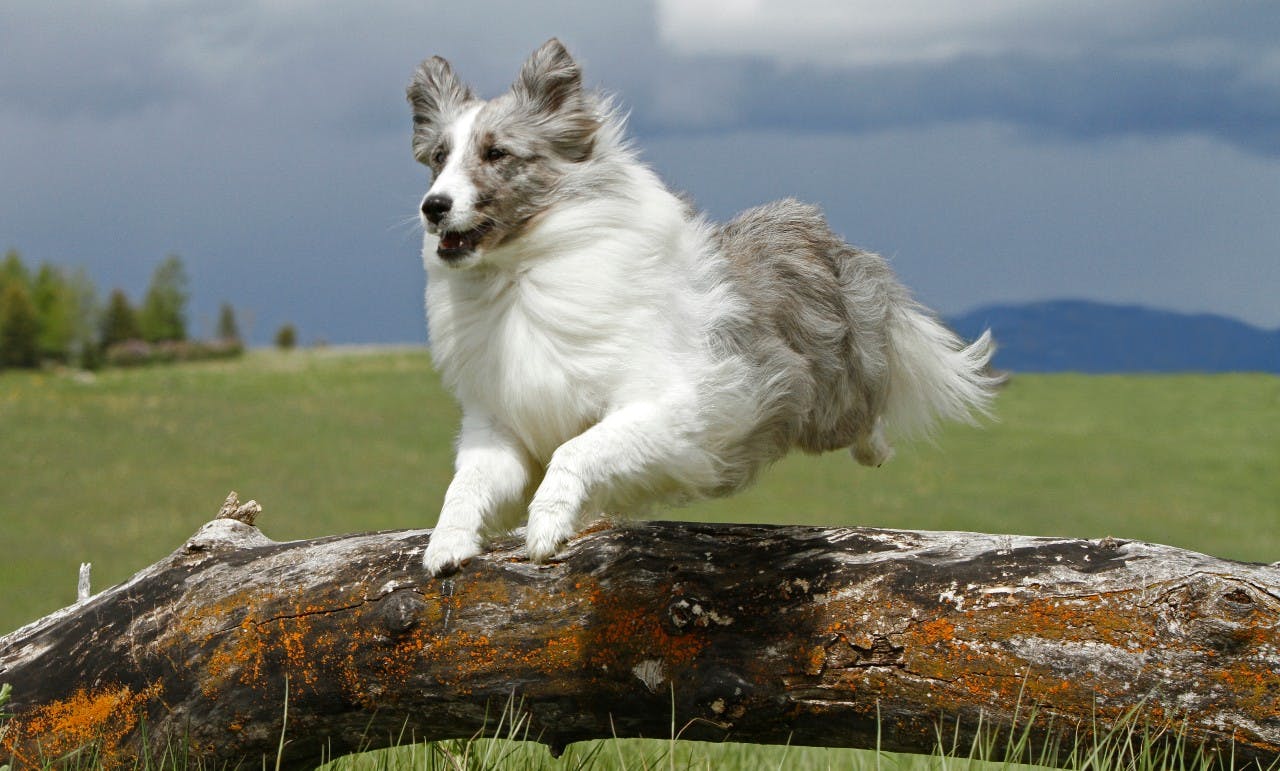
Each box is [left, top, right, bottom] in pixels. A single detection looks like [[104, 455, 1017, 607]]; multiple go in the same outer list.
[[437, 223, 494, 263]]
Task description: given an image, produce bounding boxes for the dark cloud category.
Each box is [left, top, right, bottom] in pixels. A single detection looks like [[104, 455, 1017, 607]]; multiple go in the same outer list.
[[5, 2, 1276, 154], [638, 0, 1280, 156], [0, 3, 187, 119], [630, 49, 1280, 157]]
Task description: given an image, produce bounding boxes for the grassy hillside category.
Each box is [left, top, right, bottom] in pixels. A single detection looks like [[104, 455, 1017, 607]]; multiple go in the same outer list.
[[1, 349, 1277, 633]]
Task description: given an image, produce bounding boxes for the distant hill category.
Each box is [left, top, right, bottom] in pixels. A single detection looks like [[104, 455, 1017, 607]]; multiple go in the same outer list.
[[948, 300, 1280, 373]]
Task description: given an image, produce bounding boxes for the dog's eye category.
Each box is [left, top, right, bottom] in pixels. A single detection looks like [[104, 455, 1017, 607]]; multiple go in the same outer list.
[[431, 148, 447, 166], [485, 146, 510, 163]]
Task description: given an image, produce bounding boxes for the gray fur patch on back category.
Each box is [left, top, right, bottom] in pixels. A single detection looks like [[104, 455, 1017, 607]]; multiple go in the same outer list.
[[713, 199, 908, 459]]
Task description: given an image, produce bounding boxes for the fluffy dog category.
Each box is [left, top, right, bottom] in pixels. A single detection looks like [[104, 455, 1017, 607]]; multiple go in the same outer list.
[[407, 39, 997, 575]]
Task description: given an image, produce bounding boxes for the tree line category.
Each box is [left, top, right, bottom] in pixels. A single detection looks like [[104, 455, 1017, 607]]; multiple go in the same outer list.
[[0, 249, 244, 371]]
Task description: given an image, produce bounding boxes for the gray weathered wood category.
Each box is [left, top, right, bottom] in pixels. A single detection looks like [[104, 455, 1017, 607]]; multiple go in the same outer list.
[[2, 498, 1278, 769]]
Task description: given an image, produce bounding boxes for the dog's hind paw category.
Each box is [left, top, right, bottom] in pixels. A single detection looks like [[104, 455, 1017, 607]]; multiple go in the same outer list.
[[852, 420, 894, 467], [423, 528, 482, 575]]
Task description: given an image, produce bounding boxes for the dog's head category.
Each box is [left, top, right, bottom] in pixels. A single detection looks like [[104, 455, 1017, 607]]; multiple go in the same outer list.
[[407, 38, 602, 269]]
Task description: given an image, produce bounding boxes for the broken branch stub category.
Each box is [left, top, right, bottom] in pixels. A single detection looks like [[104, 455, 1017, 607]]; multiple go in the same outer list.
[[1, 501, 1278, 769]]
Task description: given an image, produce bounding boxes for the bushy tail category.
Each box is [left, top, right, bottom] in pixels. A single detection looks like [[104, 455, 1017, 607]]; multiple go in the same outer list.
[[882, 304, 1000, 441]]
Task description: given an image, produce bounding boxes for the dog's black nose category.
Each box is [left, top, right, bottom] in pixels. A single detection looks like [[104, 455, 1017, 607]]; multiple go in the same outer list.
[[421, 194, 452, 225]]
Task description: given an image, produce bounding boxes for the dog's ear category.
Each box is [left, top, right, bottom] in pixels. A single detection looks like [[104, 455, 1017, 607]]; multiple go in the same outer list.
[[512, 38, 599, 162], [407, 56, 474, 151], [514, 38, 582, 114]]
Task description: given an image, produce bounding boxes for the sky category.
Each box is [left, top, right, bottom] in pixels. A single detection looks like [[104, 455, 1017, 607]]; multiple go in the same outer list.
[[1, 1, 1277, 344]]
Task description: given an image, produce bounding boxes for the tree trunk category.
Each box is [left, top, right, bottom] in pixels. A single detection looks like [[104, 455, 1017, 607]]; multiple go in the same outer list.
[[2, 496, 1278, 769]]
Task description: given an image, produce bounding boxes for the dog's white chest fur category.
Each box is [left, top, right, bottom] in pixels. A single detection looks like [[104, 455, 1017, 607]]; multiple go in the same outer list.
[[426, 267, 603, 460]]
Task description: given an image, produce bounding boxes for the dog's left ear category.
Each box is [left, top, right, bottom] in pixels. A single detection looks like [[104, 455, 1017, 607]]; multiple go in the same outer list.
[[512, 38, 599, 162], [514, 38, 582, 113]]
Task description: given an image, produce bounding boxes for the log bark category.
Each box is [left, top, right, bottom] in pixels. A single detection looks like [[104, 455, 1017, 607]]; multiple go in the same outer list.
[[2, 497, 1278, 769]]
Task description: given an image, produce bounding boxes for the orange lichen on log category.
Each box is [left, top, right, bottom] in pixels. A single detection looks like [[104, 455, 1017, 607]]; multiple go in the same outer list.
[[1215, 661, 1280, 721], [1, 681, 163, 768], [864, 592, 1165, 719], [976, 593, 1146, 647], [204, 603, 387, 702], [587, 585, 710, 670]]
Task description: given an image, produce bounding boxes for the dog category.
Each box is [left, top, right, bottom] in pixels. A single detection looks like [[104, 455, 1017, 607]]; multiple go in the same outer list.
[[407, 39, 998, 575]]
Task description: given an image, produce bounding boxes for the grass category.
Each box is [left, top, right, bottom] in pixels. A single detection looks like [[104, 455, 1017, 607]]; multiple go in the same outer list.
[[1, 348, 1277, 768], [4, 691, 1256, 771]]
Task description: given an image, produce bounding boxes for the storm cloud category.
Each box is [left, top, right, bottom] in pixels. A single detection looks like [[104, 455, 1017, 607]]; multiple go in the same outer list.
[[1, 1, 1276, 342]]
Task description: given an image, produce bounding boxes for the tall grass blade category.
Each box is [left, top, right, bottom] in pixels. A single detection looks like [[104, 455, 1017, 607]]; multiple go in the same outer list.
[[274, 675, 289, 771]]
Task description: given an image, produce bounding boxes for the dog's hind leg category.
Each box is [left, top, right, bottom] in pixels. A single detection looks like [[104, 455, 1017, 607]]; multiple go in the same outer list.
[[424, 411, 534, 575], [525, 400, 711, 562]]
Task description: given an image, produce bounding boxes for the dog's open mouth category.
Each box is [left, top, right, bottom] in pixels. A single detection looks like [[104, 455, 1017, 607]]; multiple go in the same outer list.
[[437, 223, 494, 262]]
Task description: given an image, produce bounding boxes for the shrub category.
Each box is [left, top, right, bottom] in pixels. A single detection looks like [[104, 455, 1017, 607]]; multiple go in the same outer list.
[[104, 338, 245, 368], [103, 339, 153, 367], [275, 323, 297, 351]]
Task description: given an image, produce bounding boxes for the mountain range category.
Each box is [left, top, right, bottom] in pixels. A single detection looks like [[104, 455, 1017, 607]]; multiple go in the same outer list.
[[947, 300, 1279, 374]]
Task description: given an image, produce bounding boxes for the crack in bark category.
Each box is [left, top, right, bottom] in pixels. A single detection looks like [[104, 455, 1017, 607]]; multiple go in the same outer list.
[[249, 600, 372, 628]]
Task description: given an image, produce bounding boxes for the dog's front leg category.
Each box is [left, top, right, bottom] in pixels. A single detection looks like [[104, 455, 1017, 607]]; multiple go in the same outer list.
[[526, 401, 697, 562], [424, 412, 532, 575]]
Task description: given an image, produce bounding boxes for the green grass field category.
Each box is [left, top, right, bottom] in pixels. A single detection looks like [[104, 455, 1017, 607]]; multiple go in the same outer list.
[[1, 349, 1277, 769]]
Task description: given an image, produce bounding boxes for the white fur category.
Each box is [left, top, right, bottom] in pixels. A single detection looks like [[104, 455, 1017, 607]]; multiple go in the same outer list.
[[425, 104, 483, 224], [421, 154, 766, 571]]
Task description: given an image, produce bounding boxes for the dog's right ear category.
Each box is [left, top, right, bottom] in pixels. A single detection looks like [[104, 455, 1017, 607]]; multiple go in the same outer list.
[[511, 39, 599, 162], [407, 56, 474, 150]]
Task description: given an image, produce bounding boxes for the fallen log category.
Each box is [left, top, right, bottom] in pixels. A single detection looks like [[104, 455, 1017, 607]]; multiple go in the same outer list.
[[2, 494, 1278, 769]]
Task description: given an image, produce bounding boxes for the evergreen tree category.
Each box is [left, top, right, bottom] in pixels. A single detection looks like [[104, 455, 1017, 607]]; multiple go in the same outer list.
[[216, 303, 241, 342], [1, 249, 31, 291], [100, 289, 141, 349], [0, 280, 41, 368], [32, 263, 75, 362], [139, 254, 189, 343]]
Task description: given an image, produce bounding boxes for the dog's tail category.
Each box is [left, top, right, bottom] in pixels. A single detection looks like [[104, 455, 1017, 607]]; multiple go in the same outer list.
[[881, 302, 1000, 442]]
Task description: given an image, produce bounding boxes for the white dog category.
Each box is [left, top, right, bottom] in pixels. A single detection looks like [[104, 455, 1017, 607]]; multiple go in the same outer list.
[[408, 39, 997, 575]]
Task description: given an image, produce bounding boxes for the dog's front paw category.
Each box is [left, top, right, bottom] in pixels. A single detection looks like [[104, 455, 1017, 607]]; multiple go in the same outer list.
[[423, 528, 482, 575], [525, 504, 579, 564]]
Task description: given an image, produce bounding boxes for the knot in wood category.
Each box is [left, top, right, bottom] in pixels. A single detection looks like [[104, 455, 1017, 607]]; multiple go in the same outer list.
[[1201, 585, 1274, 653], [668, 598, 696, 631], [816, 633, 905, 674], [696, 669, 754, 725], [1161, 576, 1279, 654], [375, 591, 426, 635]]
